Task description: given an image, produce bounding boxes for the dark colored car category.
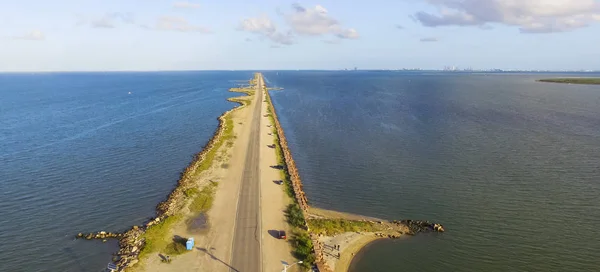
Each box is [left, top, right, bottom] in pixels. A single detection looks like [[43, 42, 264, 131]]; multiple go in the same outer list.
[[278, 230, 287, 239]]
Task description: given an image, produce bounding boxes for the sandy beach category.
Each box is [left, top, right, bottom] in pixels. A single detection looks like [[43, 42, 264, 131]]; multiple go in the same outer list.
[[317, 232, 383, 272]]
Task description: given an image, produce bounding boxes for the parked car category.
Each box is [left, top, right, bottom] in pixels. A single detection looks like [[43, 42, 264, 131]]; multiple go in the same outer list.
[[278, 230, 287, 240]]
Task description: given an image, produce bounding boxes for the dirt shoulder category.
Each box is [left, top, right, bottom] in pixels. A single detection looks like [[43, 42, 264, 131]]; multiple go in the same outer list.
[[259, 79, 298, 272]]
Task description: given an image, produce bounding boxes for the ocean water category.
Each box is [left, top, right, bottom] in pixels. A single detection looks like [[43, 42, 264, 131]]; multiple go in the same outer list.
[[264, 71, 600, 271], [0, 71, 253, 272]]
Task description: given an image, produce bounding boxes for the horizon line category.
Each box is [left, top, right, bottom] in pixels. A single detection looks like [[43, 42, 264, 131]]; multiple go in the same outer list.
[[1, 69, 599, 74]]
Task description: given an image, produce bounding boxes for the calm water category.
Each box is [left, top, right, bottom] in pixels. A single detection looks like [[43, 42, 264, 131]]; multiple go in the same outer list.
[[264, 71, 600, 271], [0, 71, 252, 271]]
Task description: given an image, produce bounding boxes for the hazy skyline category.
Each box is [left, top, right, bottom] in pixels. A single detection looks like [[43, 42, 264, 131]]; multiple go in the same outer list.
[[2, 0, 600, 71]]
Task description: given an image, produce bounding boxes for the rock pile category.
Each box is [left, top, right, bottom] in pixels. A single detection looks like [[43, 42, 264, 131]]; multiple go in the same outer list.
[[76, 231, 122, 240], [114, 225, 146, 269], [393, 220, 445, 234]]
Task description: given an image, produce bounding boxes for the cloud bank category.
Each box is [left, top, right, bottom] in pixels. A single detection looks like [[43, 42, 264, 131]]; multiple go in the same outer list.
[[88, 12, 134, 28], [238, 16, 294, 45], [239, 4, 359, 46], [414, 0, 600, 33], [13, 30, 45, 41], [285, 4, 359, 39]]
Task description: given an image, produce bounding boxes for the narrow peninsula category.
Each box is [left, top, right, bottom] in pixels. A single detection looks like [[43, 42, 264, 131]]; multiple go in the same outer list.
[[77, 73, 444, 272], [538, 78, 600, 85]]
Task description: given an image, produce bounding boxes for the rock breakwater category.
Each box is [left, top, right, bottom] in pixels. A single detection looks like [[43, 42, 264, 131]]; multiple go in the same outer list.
[[264, 81, 331, 271], [394, 220, 445, 234]]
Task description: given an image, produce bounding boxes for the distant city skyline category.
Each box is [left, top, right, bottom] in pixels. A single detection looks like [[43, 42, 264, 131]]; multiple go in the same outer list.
[[2, 0, 600, 72]]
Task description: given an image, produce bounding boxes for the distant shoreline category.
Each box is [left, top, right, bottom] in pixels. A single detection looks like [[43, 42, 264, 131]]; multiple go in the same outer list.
[[538, 78, 600, 85]]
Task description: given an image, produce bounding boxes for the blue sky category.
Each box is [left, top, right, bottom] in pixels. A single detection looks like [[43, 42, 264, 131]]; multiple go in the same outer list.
[[1, 0, 600, 71]]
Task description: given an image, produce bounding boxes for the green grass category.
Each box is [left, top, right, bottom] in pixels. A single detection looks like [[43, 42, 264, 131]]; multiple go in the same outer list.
[[164, 240, 187, 255], [538, 78, 600, 85], [140, 178, 217, 259], [189, 182, 217, 213], [307, 218, 381, 236], [183, 188, 200, 197], [193, 116, 234, 176], [290, 230, 316, 268], [139, 215, 182, 260], [285, 203, 306, 228]]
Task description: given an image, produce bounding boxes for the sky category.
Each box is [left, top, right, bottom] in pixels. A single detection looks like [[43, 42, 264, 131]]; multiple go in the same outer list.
[[1, 0, 600, 71]]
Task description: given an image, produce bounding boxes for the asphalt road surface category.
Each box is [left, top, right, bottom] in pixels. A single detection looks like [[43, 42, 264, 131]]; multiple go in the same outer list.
[[230, 75, 263, 272]]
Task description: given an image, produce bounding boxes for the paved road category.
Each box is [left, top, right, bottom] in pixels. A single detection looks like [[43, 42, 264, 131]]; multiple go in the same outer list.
[[230, 75, 263, 272]]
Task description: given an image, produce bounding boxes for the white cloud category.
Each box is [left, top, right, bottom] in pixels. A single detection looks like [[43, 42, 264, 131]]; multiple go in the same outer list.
[[322, 39, 341, 44], [173, 1, 201, 9], [238, 4, 358, 46], [414, 0, 600, 33], [285, 3, 358, 39], [239, 16, 277, 34], [238, 16, 294, 45], [146, 16, 210, 33], [420, 37, 439, 42], [79, 12, 134, 28], [336, 28, 359, 39], [14, 30, 45, 41]]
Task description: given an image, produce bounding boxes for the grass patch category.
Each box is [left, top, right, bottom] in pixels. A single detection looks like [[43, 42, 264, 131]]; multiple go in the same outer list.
[[307, 219, 381, 236], [193, 116, 234, 176], [538, 78, 600, 85], [189, 182, 217, 213], [164, 236, 188, 255], [139, 215, 182, 260], [290, 230, 316, 268], [184, 188, 200, 197], [285, 203, 306, 228]]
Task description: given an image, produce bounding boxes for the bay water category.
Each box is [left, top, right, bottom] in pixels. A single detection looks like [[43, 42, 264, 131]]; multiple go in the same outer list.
[[264, 71, 600, 271], [2, 70, 599, 271], [0, 71, 252, 271]]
